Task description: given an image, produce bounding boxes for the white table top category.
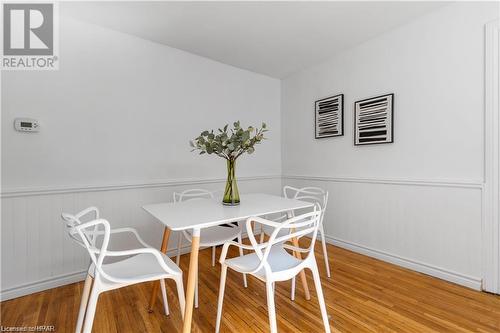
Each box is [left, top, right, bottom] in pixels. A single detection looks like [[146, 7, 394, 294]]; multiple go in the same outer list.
[[143, 193, 314, 231]]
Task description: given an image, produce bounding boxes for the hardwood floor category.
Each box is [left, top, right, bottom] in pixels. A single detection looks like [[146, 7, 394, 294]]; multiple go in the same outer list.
[[1, 241, 500, 332]]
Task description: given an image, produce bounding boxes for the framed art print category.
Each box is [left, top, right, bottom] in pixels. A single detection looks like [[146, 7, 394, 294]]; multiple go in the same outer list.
[[315, 94, 344, 139], [354, 93, 394, 145]]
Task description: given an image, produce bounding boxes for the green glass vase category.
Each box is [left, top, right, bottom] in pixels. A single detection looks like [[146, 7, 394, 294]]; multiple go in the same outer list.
[[223, 159, 240, 205]]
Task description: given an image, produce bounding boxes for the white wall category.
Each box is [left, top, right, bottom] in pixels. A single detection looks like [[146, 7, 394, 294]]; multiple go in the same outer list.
[[1, 16, 281, 190], [0, 15, 281, 299], [281, 2, 499, 289], [2, 1, 497, 300]]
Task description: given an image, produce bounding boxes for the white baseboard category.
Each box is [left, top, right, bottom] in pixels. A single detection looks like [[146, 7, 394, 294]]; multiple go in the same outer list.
[[1, 232, 482, 301], [326, 235, 482, 290], [0, 244, 197, 301], [0, 270, 88, 301]]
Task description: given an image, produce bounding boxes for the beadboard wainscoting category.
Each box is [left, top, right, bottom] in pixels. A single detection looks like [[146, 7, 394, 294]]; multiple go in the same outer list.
[[283, 175, 484, 290], [0, 176, 281, 301], [0, 174, 486, 300]]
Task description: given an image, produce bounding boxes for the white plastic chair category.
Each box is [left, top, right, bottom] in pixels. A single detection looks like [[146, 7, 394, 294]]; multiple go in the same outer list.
[[173, 189, 247, 308], [62, 207, 185, 333], [261, 186, 331, 301], [216, 204, 331, 333]]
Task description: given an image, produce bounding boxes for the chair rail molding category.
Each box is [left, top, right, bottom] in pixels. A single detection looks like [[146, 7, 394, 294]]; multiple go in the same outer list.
[[283, 174, 483, 189], [483, 19, 500, 294], [0, 175, 281, 198]]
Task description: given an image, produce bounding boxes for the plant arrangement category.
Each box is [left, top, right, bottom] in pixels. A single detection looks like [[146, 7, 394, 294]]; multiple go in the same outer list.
[[191, 121, 268, 205]]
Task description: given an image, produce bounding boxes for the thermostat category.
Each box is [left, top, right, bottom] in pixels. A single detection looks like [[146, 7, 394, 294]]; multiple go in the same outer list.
[[14, 118, 39, 132]]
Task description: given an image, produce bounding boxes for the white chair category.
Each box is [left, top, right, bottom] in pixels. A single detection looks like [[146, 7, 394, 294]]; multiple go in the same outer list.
[[62, 207, 185, 333], [173, 189, 247, 308], [261, 186, 331, 301], [216, 204, 331, 333]]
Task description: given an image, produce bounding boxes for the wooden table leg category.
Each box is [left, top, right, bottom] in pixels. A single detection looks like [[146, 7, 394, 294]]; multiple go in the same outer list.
[[288, 211, 311, 301], [148, 227, 171, 312], [292, 235, 311, 300], [182, 228, 200, 333]]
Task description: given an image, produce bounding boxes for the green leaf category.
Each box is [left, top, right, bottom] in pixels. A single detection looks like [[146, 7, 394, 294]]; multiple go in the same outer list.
[[191, 121, 268, 159]]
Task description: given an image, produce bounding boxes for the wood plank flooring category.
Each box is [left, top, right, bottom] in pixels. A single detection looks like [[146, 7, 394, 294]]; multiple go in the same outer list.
[[1, 241, 500, 332]]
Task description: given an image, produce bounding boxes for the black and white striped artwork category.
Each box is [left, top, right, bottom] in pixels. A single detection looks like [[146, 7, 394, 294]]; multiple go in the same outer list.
[[315, 94, 344, 138], [354, 93, 394, 145]]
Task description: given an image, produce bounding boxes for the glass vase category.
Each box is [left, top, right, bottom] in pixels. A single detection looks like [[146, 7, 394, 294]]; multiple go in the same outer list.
[[223, 159, 240, 205]]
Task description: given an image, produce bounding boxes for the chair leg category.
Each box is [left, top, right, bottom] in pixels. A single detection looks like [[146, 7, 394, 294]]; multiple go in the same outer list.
[[311, 266, 331, 333], [159, 279, 170, 316], [176, 233, 183, 266], [195, 266, 199, 309], [319, 226, 331, 278], [259, 229, 265, 243], [174, 276, 186, 319], [215, 264, 228, 333], [75, 274, 93, 333], [266, 280, 278, 333], [237, 234, 248, 288], [81, 280, 101, 333], [290, 276, 296, 301], [212, 246, 216, 267]]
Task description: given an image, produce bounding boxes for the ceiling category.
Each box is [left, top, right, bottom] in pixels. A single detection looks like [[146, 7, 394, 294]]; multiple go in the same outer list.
[[62, 1, 448, 78]]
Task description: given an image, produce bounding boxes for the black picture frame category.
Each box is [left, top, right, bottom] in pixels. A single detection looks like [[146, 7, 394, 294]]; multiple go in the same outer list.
[[314, 93, 344, 139], [354, 93, 394, 146]]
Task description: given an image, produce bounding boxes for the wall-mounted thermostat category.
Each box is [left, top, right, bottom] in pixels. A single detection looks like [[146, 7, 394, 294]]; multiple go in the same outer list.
[[14, 118, 40, 132]]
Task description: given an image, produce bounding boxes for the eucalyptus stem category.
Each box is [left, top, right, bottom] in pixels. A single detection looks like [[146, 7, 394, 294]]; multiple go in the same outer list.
[[190, 121, 268, 161], [190, 121, 268, 205]]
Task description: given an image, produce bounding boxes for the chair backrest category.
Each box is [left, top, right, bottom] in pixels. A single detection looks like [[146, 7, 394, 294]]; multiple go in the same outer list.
[[76, 219, 111, 274], [283, 186, 328, 223], [173, 188, 215, 203], [246, 204, 322, 274], [61, 206, 101, 248], [61, 207, 111, 274], [62, 207, 176, 284]]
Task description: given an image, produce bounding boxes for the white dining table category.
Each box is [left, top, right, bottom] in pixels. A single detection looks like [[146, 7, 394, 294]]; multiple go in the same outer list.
[[143, 193, 314, 333]]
